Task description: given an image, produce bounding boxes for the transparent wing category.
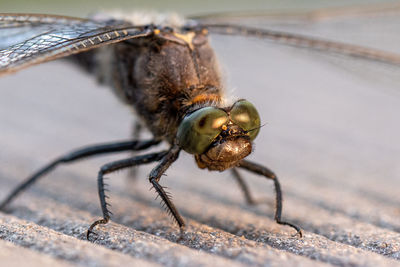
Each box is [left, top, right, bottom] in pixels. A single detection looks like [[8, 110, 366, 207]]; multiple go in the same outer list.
[[204, 24, 400, 66], [199, 5, 400, 95], [190, 2, 400, 26], [189, 3, 400, 66], [0, 14, 153, 75]]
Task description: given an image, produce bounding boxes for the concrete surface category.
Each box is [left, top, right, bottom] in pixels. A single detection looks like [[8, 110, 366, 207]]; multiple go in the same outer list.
[[0, 11, 400, 267]]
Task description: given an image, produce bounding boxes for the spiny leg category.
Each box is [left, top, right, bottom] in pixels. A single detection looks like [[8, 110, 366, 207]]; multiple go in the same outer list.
[[149, 146, 185, 229], [0, 139, 160, 211], [231, 168, 256, 205], [237, 160, 302, 237], [87, 150, 168, 239]]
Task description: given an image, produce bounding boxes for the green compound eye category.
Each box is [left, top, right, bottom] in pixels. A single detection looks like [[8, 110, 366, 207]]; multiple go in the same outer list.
[[230, 100, 261, 140], [177, 107, 228, 154]]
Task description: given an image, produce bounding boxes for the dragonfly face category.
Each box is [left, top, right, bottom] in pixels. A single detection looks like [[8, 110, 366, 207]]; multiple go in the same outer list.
[[177, 100, 260, 171]]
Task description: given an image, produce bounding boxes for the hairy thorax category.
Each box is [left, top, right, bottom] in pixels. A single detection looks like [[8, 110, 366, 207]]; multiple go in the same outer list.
[[98, 29, 224, 143]]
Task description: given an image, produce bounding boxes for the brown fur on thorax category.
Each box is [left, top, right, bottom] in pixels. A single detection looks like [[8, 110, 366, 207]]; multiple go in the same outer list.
[[80, 29, 225, 143]]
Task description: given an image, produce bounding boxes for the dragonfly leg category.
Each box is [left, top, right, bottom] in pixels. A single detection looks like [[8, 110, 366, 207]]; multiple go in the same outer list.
[[148, 146, 185, 229], [231, 168, 257, 205], [87, 150, 168, 240], [0, 139, 160, 211], [237, 160, 303, 237], [129, 120, 144, 179]]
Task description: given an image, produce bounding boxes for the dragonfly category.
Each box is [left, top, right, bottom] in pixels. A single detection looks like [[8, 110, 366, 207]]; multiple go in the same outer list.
[[0, 4, 399, 240]]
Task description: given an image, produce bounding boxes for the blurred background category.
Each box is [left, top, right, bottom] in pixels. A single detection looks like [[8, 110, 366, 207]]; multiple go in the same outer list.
[[1, 0, 398, 16]]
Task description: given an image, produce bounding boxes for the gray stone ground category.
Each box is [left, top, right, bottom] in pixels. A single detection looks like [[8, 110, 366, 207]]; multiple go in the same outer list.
[[0, 11, 400, 267]]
